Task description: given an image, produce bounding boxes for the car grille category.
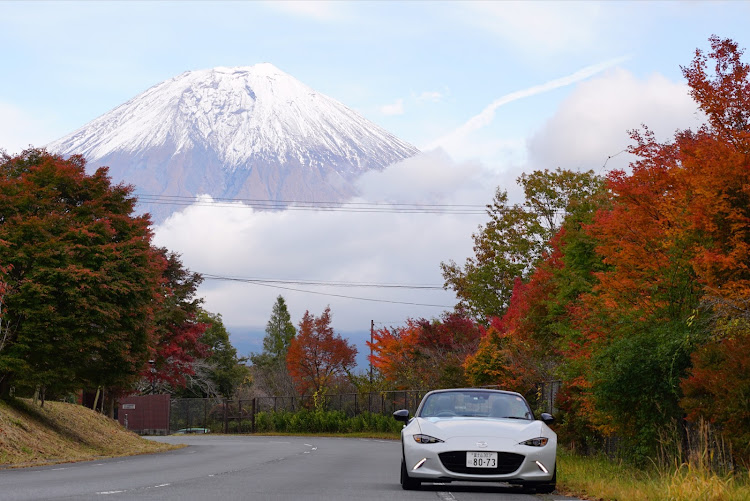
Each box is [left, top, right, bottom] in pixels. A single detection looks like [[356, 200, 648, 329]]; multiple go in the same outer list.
[[438, 451, 524, 475]]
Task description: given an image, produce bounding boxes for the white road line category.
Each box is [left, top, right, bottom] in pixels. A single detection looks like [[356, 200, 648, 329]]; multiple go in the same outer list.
[[436, 490, 457, 501], [304, 444, 313, 447], [96, 491, 125, 495]]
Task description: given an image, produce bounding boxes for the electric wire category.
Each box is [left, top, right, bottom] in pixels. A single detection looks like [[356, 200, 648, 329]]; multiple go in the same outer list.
[[134, 192, 574, 215], [135, 193, 488, 214], [201, 273, 453, 308], [201, 274, 444, 289]]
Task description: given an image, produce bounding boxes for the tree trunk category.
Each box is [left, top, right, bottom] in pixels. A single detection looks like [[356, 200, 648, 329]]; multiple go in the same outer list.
[[0, 374, 11, 399], [92, 386, 101, 411]]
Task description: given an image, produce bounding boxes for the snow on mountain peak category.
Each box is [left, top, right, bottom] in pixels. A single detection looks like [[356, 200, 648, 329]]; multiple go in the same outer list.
[[46, 63, 419, 222], [49, 63, 416, 170]]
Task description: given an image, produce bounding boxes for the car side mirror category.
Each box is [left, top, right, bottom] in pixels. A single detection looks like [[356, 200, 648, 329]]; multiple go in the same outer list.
[[393, 409, 410, 422], [540, 412, 555, 425]]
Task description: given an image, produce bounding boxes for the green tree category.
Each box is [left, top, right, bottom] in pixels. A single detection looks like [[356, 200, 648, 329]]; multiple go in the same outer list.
[[262, 295, 296, 361], [250, 296, 296, 395], [177, 310, 249, 398], [441, 168, 603, 321], [0, 149, 164, 404]]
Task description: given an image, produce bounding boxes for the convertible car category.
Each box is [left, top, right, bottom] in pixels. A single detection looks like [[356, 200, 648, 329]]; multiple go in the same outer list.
[[393, 388, 556, 493]]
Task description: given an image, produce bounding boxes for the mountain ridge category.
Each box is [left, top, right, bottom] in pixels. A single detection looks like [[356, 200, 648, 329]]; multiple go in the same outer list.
[[47, 63, 419, 222]]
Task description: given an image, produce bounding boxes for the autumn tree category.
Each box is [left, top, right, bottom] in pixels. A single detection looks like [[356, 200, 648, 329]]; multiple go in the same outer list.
[[286, 306, 356, 395], [251, 295, 296, 395], [370, 311, 483, 390], [0, 149, 164, 403], [674, 36, 750, 465], [441, 168, 603, 321], [141, 249, 209, 393], [558, 36, 750, 460]]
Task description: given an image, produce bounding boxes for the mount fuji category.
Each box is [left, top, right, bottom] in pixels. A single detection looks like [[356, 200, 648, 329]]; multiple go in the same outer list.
[[47, 63, 419, 223]]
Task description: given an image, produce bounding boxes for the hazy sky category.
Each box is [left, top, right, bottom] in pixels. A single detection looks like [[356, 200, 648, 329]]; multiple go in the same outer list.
[[2, 1, 748, 361]]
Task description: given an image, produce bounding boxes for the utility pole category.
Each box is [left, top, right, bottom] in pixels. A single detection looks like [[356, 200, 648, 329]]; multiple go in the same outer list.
[[369, 319, 374, 385]]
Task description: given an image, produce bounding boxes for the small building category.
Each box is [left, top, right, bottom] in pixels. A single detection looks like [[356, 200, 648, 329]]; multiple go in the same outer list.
[[117, 394, 171, 435]]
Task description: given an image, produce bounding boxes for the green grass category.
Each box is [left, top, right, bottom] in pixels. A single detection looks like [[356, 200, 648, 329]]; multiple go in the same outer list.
[[250, 409, 404, 435], [557, 449, 750, 501]]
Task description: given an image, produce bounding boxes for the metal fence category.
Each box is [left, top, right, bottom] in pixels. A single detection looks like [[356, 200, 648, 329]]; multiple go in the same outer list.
[[170, 390, 427, 434], [169, 384, 561, 434]]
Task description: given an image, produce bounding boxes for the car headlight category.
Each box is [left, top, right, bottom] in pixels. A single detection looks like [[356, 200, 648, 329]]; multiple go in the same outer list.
[[520, 437, 549, 447], [413, 434, 444, 444]]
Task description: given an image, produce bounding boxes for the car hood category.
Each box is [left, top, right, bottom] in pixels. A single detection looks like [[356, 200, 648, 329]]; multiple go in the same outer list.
[[415, 417, 543, 440]]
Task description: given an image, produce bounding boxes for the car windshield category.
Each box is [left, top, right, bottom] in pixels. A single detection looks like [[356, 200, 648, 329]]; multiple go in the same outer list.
[[418, 391, 533, 420]]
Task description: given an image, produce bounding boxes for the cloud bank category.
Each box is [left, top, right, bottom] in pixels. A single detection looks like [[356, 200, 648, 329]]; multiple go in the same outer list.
[[152, 150, 497, 353], [526, 68, 703, 174]]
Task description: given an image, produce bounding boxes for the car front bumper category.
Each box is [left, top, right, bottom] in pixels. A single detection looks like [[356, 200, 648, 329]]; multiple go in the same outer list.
[[402, 434, 556, 484]]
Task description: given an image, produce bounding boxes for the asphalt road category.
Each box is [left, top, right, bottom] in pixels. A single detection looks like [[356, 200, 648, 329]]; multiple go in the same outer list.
[[0, 435, 583, 501]]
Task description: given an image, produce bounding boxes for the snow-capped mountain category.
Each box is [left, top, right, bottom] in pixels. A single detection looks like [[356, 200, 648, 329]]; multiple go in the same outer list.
[[47, 63, 419, 223]]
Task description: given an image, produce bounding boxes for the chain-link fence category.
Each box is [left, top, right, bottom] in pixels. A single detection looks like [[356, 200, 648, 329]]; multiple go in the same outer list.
[[170, 390, 427, 434], [169, 385, 562, 435]]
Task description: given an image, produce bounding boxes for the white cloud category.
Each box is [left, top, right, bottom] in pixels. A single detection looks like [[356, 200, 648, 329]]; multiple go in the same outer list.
[[426, 56, 629, 163], [526, 68, 703, 174], [152, 151, 501, 342], [380, 99, 405, 116]]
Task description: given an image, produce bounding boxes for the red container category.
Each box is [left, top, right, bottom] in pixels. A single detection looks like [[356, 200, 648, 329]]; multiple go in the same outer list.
[[117, 394, 170, 435]]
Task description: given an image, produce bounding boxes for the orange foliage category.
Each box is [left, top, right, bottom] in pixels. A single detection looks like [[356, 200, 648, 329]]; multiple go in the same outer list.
[[369, 312, 483, 389], [286, 306, 357, 395]]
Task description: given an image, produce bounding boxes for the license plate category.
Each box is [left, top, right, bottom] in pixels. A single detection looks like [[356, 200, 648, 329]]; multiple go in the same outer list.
[[466, 451, 498, 468]]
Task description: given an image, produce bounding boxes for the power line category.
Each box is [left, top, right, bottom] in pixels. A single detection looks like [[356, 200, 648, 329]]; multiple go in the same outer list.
[[135, 193, 579, 216], [200, 273, 453, 308], [135, 193, 488, 215], [201, 274, 444, 289]]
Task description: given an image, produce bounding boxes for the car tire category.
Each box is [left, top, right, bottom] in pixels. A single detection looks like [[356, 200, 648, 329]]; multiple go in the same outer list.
[[400, 458, 421, 490], [535, 465, 556, 494]]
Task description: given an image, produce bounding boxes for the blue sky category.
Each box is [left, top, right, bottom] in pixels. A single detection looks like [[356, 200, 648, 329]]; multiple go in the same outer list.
[[4, 1, 747, 163], [2, 1, 749, 361]]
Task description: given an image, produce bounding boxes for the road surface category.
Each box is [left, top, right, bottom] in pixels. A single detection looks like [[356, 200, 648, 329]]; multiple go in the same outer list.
[[0, 435, 583, 500]]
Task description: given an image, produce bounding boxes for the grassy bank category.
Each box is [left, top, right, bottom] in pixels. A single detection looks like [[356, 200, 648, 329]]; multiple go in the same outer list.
[[0, 398, 180, 468], [558, 449, 750, 501]]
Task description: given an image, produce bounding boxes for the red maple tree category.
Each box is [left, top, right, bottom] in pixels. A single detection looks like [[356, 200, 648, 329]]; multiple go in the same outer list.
[[286, 306, 357, 395]]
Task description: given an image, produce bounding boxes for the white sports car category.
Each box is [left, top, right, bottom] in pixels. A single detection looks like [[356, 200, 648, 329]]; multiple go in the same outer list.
[[393, 388, 557, 493]]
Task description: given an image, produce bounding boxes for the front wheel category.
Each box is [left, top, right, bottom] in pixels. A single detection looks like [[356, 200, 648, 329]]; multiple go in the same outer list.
[[400, 458, 421, 490]]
